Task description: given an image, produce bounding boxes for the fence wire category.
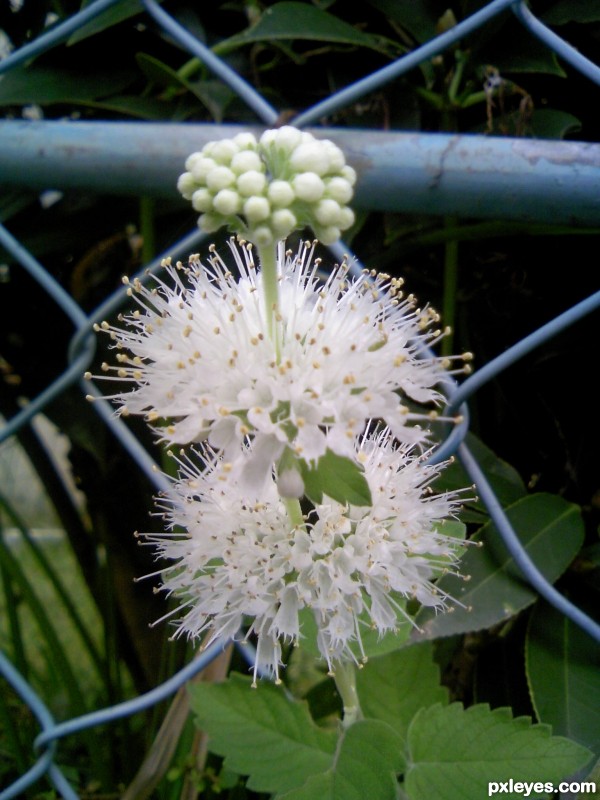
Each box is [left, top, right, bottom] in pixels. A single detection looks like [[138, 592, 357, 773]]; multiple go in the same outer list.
[[1, 1, 600, 797]]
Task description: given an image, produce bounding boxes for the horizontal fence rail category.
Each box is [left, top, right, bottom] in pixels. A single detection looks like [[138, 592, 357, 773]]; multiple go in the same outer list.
[[1, 0, 599, 796], [2, 123, 600, 225]]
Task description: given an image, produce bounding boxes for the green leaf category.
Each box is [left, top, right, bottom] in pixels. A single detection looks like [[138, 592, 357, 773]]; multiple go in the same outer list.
[[279, 720, 403, 800], [356, 643, 448, 745], [541, 0, 600, 24], [412, 493, 584, 641], [217, 2, 392, 55], [0, 66, 135, 106], [405, 703, 592, 800], [80, 94, 179, 120], [135, 53, 233, 119], [365, 0, 446, 43], [526, 599, 600, 758], [189, 673, 337, 795], [433, 433, 526, 524], [136, 52, 189, 90], [300, 450, 372, 507], [529, 109, 582, 139], [67, 0, 148, 46], [484, 23, 567, 76]]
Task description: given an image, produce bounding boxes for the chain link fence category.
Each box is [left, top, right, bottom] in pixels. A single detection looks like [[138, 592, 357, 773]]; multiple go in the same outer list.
[[1, 1, 600, 797]]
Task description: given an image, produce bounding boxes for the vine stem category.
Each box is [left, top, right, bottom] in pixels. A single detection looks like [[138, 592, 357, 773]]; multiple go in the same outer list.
[[333, 659, 362, 728]]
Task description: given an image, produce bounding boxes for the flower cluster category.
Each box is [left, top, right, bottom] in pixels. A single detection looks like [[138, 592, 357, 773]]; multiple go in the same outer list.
[[177, 127, 356, 246], [93, 239, 464, 493], [146, 430, 465, 683], [90, 126, 472, 684]]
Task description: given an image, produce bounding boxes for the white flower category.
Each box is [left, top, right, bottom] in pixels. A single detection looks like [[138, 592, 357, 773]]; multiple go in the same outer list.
[[92, 239, 467, 491], [141, 430, 468, 683], [176, 126, 356, 245]]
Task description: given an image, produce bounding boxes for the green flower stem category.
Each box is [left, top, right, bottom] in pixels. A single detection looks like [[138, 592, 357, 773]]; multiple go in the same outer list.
[[334, 659, 362, 728], [257, 241, 280, 357]]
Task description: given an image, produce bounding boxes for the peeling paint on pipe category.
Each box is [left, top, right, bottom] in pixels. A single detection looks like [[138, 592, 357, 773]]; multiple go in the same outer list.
[[1, 121, 600, 226]]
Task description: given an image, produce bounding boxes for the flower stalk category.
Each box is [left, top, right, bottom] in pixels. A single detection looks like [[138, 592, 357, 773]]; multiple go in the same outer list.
[[257, 240, 280, 354], [333, 660, 362, 728]]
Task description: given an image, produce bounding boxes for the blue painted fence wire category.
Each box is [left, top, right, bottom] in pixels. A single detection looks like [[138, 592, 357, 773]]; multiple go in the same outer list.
[[1, 0, 599, 796]]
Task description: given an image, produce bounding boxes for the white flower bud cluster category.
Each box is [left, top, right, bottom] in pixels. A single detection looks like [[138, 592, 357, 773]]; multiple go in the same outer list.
[[177, 126, 357, 246]]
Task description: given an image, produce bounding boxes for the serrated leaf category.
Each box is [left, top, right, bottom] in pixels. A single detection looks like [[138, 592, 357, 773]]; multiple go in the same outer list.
[[412, 493, 584, 641], [279, 720, 402, 800], [300, 450, 372, 507], [189, 673, 337, 795], [217, 2, 392, 55], [526, 599, 600, 758], [356, 643, 448, 744], [405, 703, 592, 800]]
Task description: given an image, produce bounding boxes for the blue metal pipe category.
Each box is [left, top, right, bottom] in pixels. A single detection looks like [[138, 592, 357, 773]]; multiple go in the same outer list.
[[2, 121, 600, 226]]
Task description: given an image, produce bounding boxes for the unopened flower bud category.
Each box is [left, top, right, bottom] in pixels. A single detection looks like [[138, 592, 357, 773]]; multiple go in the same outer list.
[[268, 180, 295, 207], [206, 166, 236, 191], [213, 189, 241, 216], [292, 172, 325, 202], [210, 139, 239, 164], [198, 212, 223, 233], [191, 156, 217, 182], [277, 467, 305, 499], [338, 207, 356, 230], [272, 125, 303, 152], [290, 142, 330, 175], [191, 188, 214, 213], [177, 172, 196, 200], [341, 165, 357, 186], [314, 198, 342, 226], [244, 196, 270, 223], [237, 170, 267, 197], [325, 176, 353, 204], [233, 132, 258, 149], [259, 129, 278, 148], [314, 225, 341, 245], [252, 225, 274, 247], [184, 152, 203, 172], [271, 209, 297, 237], [323, 141, 345, 172], [231, 150, 263, 174]]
